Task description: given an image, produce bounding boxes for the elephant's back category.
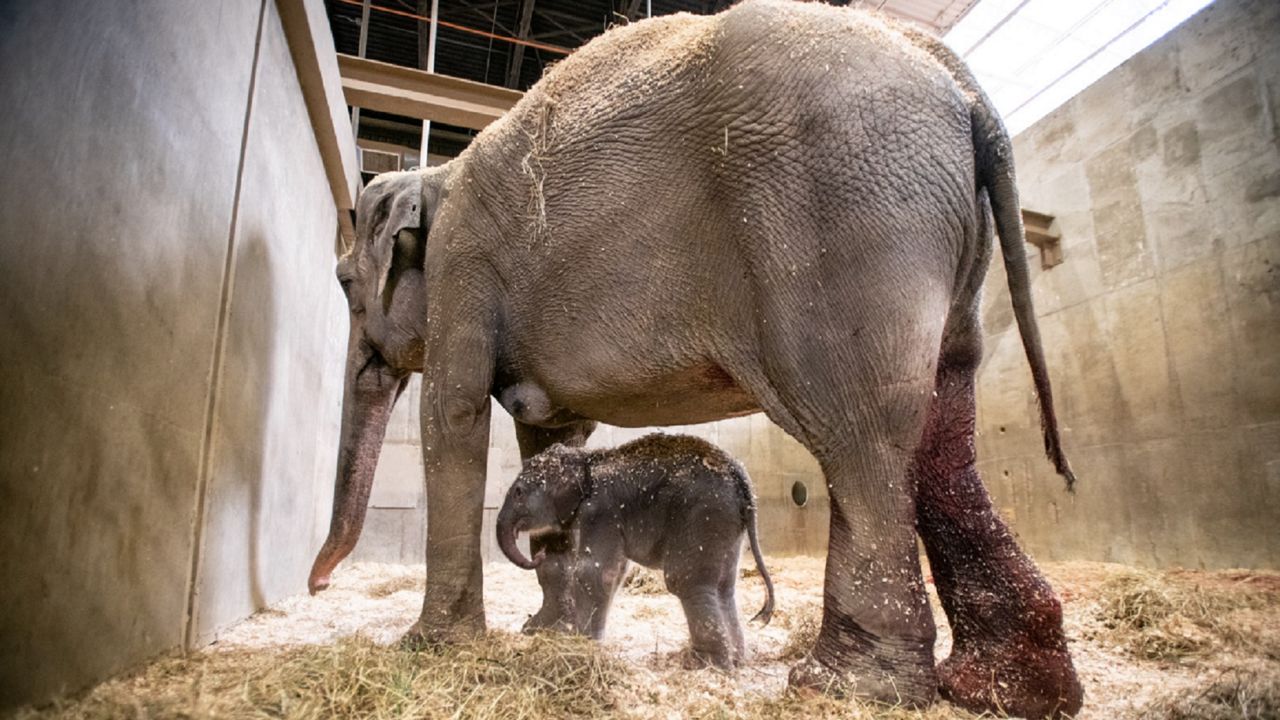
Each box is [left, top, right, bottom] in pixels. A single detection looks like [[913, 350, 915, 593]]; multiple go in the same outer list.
[[713, 0, 969, 113], [467, 0, 969, 163], [597, 434, 752, 509], [464, 12, 719, 155]]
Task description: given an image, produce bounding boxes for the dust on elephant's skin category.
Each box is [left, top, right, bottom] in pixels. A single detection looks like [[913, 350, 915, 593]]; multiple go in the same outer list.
[[309, 1, 1081, 717], [495, 434, 776, 669]]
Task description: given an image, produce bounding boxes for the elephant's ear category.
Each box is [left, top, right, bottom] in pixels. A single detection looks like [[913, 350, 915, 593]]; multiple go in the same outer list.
[[371, 181, 422, 302], [551, 451, 591, 526]]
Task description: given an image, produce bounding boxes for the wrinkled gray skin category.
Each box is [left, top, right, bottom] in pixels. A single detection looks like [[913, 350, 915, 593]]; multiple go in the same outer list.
[[308, 1, 1082, 716], [495, 435, 776, 669]]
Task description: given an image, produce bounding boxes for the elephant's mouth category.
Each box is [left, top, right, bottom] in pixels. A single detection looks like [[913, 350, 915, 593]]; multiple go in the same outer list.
[[357, 343, 407, 387], [523, 522, 558, 537]]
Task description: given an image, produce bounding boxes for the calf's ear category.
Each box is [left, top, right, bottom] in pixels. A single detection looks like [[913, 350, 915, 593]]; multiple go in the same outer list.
[[551, 454, 590, 525]]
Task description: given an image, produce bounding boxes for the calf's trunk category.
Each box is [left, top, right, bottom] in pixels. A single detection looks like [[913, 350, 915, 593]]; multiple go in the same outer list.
[[495, 503, 542, 570]]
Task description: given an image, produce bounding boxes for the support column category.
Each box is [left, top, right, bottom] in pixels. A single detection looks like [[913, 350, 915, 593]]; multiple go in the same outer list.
[[417, 0, 439, 168]]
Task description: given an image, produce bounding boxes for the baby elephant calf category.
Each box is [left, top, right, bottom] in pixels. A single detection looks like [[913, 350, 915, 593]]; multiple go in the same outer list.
[[496, 434, 775, 668]]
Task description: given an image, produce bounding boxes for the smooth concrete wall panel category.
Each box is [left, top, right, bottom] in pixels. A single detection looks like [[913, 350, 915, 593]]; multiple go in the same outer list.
[[0, 0, 348, 709], [190, 0, 346, 643], [0, 0, 262, 707], [981, 0, 1280, 570]]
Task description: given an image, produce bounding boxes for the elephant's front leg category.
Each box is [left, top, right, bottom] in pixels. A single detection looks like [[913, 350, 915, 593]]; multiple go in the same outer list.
[[521, 530, 579, 633], [515, 421, 597, 634], [403, 320, 496, 646], [572, 535, 628, 640]]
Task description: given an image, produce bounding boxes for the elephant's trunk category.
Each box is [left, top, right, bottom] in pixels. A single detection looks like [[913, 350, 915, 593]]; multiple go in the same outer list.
[[496, 503, 543, 570], [308, 329, 406, 595]]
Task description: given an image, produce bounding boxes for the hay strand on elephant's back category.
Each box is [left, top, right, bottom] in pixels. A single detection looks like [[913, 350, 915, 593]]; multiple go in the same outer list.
[[520, 101, 555, 239]]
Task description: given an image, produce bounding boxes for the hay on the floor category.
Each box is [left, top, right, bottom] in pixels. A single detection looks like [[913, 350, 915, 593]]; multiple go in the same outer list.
[[1097, 571, 1279, 663], [685, 693, 985, 720], [365, 574, 423, 599], [1146, 663, 1280, 720], [23, 633, 625, 720], [774, 602, 822, 661], [19, 559, 1280, 720]]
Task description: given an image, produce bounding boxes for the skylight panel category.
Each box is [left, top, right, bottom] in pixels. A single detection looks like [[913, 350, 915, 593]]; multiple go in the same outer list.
[[946, 0, 1217, 135]]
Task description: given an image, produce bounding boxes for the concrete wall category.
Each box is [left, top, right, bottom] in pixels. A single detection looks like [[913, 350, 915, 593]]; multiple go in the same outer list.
[[978, 0, 1280, 570], [0, 0, 347, 709], [351, 378, 830, 565]]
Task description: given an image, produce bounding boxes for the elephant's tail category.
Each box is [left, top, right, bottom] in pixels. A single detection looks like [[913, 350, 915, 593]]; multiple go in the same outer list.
[[745, 506, 775, 624], [732, 462, 775, 625], [903, 27, 1076, 491], [972, 99, 1076, 492]]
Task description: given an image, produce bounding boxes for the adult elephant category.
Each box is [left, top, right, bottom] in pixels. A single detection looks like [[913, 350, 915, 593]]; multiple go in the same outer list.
[[308, 1, 1082, 716]]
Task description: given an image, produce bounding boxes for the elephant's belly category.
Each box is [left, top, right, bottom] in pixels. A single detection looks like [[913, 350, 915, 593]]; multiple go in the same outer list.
[[501, 362, 760, 429], [574, 390, 758, 428], [554, 363, 760, 428]]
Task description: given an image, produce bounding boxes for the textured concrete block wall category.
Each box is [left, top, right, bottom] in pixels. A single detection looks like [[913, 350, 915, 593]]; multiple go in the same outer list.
[[979, 0, 1279, 570], [0, 0, 346, 709]]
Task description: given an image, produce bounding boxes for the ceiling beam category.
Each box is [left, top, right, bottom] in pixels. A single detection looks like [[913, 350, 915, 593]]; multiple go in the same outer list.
[[338, 53, 523, 131], [277, 0, 361, 246], [451, 0, 520, 38], [506, 0, 536, 88], [529, 23, 604, 41], [533, 7, 595, 44]]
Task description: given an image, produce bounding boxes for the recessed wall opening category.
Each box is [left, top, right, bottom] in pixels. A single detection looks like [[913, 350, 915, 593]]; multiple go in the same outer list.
[[791, 481, 809, 508]]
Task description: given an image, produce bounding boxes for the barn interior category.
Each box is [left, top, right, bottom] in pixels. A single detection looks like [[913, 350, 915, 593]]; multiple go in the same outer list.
[[0, 0, 1277, 717]]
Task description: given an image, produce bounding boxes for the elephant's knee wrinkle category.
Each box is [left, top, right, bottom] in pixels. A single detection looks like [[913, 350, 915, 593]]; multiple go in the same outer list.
[[439, 394, 486, 438]]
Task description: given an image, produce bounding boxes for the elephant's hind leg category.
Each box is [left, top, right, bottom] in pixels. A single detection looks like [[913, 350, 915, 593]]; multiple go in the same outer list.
[[668, 553, 738, 669], [728, 298, 947, 705], [718, 547, 746, 664], [786, 431, 939, 705], [674, 586, 737, 670], [913, 329, 1082, 719]]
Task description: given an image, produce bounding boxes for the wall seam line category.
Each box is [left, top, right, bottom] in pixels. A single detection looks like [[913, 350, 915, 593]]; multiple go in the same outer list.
[[182, 0, 269, 653]]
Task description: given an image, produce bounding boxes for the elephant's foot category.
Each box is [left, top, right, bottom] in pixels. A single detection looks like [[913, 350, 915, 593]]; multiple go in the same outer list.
[[399, 591, 483, 648], [399, 607, 486, 650], [521, 610, 577, 636], [682, 645, 740, 671], [787, 642, 937, 707], [521, 590, 580, 635], [938, 636, 1083, 719], [401, 566, 489, 648]]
